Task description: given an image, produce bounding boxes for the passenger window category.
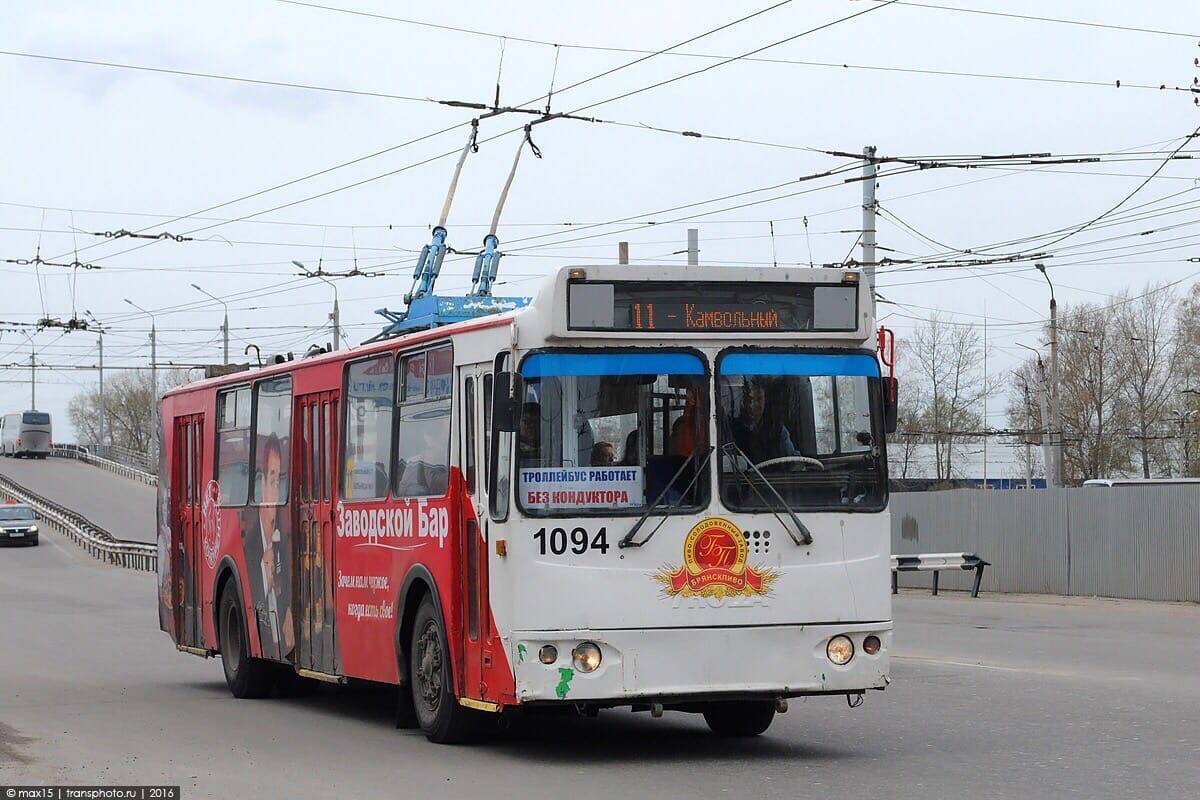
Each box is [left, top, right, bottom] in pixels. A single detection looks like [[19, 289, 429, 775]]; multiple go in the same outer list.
[[343, 355, 394, 500], [216, 387, 251, 506], [483, 373, 493, 484], [395, 345, 452, 498], [252, 376, 292, 506], [464, 376, 476, 494]]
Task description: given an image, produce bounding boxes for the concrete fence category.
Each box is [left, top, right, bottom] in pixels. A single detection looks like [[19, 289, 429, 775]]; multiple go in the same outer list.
[[890, 486, 1200, 603]]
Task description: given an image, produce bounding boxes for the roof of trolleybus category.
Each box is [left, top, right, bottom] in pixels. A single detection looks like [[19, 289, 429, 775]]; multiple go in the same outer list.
[[163, 265, 872, 398]]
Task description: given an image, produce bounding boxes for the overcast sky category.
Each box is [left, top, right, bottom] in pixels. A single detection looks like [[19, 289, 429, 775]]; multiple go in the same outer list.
[[2, 0, 1199, 443]]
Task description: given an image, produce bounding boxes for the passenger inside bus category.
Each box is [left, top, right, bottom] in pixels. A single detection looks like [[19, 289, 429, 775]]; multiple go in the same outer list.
[[518, 402, 542, 465], [590, 441, 615, 466], [731, 379, 799, 464], [517, 353, 709, 512]]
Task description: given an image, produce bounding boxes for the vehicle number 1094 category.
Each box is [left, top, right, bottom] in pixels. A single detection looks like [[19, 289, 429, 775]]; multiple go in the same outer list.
[[533, 526, 609, 555]]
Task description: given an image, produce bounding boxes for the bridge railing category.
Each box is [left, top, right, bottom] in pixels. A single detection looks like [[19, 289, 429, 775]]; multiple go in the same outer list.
[[0, 472, 156, 572], [52, 443, 158, 486]]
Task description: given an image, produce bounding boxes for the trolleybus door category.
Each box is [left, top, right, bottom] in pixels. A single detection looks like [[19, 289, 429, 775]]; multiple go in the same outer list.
[[294, 390, 340, 674], [459, 364, 491, 700], [171, 414, 204, 648]]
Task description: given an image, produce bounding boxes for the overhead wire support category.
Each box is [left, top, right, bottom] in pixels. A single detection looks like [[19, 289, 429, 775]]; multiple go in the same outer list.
[[4, 253, 101, 270], [87, 228, 195, 242]]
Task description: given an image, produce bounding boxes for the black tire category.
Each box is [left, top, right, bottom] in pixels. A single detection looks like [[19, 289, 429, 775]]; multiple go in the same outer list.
[[409, 595, 477, 743], [218, 584, 274, 699], [702, 702, 777, 737]]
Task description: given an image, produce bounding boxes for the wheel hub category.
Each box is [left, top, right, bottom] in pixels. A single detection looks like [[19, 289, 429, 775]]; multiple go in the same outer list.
[[416, 622, 443, 708]]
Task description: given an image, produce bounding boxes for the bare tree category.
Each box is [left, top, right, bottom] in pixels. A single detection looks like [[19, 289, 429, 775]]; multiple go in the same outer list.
[[1055, 304, 1132, 482], [887, 341, 928, 480], [1115, 285, 1180, 477], [68, 369, 193, 452], [908, 313, 990, 480]]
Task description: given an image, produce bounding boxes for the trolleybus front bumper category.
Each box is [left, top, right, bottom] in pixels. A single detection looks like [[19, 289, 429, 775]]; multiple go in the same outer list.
[[510, 622, 891, 704]]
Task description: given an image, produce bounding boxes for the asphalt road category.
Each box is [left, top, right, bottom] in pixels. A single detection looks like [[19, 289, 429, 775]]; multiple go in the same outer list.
[[2, 527, 1198, 799], [0, 456, 157, 543]]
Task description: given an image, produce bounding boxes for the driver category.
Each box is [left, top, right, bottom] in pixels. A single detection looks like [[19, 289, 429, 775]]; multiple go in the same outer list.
[[732, 379, 799, 465]]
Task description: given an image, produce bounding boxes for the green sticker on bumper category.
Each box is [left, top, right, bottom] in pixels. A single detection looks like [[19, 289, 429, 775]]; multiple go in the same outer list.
[[555, 667, 574, 699]]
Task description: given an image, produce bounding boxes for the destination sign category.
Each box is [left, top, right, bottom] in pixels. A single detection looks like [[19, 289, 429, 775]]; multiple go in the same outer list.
[[568, 281, 858, 333]]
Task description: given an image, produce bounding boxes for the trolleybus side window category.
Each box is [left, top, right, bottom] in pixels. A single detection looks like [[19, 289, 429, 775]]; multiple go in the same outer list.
[[515, 351, 708, 516], [216, 386, 252, 506], [343, 354, 394, 501], [489, 355, 512, 522], [464, 376, 476, 493], [394, 345, 452, 498], [252, 376, 292, 506]]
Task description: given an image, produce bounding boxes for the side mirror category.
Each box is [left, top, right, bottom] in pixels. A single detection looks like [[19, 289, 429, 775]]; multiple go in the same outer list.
[[883, 377, 899, 435], [491, 372, 524, 432]]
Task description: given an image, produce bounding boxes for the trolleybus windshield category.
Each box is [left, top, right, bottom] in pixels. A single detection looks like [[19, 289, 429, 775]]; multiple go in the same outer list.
[[717, 352, 886, 512], [516, 351, 709, 516]]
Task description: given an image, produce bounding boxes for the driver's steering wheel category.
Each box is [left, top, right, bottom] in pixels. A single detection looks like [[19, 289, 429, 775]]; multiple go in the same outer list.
[[754, 455, 826, 471]]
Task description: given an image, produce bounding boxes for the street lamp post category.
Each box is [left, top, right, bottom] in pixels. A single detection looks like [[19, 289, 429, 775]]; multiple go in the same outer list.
[[124, 299, 158, 448], [1017, 342, 1055, 486], [293, 261, 340, 351], [191, 283, 230, 365], [1036, 263, 1062, 487]]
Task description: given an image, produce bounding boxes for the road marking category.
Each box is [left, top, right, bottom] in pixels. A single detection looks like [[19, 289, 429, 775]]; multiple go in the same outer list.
[[893, 653, 1144, 682]]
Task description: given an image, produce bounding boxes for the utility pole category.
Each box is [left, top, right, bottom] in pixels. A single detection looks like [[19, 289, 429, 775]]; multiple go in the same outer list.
[[332, 295, 340, 352], [98, 331, 106, 446], [618, 241, 629, 265], [687, 229, 699, 266], [1037, 264, 1062, 485], [862, 145, 878, 310], [125, 299, 158, 448], [982, 306, 988, 491], [1023, 385, 1033, 490]]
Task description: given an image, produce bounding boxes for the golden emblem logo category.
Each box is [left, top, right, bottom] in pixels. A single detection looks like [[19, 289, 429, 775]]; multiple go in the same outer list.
[[653, 517, 778, 599]]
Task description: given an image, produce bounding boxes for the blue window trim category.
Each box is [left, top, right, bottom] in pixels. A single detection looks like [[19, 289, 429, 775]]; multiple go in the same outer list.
[[522, 352, 704, 377], [720, 352, 880, 377]]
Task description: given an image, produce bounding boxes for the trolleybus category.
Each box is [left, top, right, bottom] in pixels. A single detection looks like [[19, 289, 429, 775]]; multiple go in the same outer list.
[[158, 265, 896, 742]]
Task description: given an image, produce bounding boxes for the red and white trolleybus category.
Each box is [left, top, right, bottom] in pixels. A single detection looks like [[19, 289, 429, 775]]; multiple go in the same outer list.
[[158, 264, 896, 742]]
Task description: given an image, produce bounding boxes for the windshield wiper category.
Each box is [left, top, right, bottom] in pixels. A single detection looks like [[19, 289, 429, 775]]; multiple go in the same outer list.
[[619, 445, 713, 549], [721, 442, 814, 546]]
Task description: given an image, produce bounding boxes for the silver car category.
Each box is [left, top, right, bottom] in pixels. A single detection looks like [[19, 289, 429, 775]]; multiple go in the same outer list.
[[0, 504, 39, 546]]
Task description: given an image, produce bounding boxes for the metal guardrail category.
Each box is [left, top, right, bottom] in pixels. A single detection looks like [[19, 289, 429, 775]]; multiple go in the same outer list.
[[52, 444, 158, 486], [0, 472, 157, 572]]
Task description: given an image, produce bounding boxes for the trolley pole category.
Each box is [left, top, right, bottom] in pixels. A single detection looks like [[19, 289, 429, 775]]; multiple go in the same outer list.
[[862, 145, 878, 311], [30, 351, 35, 410]]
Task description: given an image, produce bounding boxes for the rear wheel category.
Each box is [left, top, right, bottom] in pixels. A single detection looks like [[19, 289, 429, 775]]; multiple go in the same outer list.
[[409, 595, 477, 743], [218, 584, 274, 698], [702, 701, 776, 737]]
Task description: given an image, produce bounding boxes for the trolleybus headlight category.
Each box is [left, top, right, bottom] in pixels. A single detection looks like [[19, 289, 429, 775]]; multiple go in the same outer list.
[[572, 642, 602, 673], [826, 635, 855, 665], [538, 645, 558, 665], [862, 635, 882, 656]]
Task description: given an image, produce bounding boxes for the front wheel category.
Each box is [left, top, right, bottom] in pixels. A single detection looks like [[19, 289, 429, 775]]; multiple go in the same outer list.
[[702, 701, 776, 737], [409, 595, 477, 743], [218, 585, 274, 698]]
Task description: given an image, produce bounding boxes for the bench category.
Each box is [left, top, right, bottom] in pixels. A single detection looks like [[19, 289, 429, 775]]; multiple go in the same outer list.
[[891, 552, 991, 598]]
